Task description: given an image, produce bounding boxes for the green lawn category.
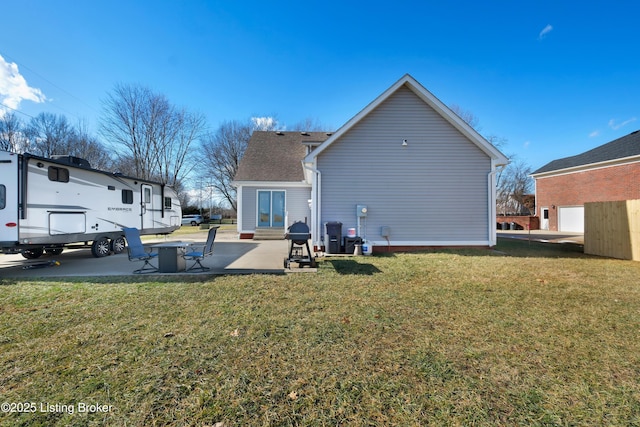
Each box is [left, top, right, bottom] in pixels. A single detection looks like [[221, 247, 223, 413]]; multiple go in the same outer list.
[[1, 239, 639, 426]]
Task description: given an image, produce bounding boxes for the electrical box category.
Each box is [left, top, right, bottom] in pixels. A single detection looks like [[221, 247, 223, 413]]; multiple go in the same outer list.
[[356, 205, 368, 218], [381, 226, 391, 237]]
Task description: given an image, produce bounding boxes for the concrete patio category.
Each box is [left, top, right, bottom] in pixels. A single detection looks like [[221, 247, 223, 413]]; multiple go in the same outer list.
[[0, 229, 315, 279]]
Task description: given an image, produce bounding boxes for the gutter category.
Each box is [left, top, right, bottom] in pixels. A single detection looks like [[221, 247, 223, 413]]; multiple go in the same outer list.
[[488, 160, 508, 246], [302, 161, 321, 248]]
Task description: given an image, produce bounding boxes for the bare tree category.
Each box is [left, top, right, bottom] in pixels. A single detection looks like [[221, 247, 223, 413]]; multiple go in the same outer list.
[[200, 120, 254, 211], [155, 108, 207, 187], [496, 157, 533, 215], [100, 83, 207, 189], [0, 112, 26, 152], [3, 112, 112, 168], [449, 103, 535, 215], [66, 120, 113, 170], [450, 104, 480, 131], [24, 112, 74, 157], [289, 117, 329, 132], [100, 84, 162, 180]]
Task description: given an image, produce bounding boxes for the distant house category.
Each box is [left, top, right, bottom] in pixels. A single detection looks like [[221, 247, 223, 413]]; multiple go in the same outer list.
[[531, 130, 640, 232], [233, 74, 508, 251]]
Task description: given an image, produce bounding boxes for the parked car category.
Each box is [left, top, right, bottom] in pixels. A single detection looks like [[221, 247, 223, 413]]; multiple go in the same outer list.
[[182, 214, 204, 226]]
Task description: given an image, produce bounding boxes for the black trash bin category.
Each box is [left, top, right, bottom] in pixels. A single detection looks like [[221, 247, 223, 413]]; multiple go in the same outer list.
[[325, 222, 342, 254]]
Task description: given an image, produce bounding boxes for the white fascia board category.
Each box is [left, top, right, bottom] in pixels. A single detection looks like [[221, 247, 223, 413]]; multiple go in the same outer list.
[[530, 155, 640, 179]]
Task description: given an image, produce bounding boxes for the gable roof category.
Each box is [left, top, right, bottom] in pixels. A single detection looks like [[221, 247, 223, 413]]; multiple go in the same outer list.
[[304, 74, 508, 165], [234, 131, 331, 182], [532, 130, 640, 176]]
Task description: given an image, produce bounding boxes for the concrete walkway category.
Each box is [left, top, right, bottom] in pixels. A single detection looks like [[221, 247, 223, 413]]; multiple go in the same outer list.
[[0, 229, 311, 279]]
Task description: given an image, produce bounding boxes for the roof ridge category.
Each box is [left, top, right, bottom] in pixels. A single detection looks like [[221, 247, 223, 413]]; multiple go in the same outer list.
[[532, 129, 640, 175]]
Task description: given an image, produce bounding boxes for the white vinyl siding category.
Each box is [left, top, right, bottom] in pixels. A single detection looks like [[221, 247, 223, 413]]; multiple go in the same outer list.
[[240, 185, 311, 231], [317, 86, 491, 244]]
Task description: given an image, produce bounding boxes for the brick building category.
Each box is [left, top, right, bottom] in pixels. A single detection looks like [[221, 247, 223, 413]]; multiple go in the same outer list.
[[531, 130, 640, 232]]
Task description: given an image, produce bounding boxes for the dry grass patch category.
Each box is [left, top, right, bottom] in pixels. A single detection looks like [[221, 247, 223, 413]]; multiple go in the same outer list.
[[1, 239, 639, 426]]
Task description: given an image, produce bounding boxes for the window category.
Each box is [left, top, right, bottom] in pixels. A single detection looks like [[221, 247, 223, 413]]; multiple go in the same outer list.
[[48, 166, 69, 182], [0, 185, 5, 209], [164, 197, 172, 209], [144, 187, 151, 203], [122, 189, 134, 204]]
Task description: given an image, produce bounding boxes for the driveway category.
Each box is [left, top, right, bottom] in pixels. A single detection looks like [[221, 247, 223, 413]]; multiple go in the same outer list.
[[0, 229, 301, 278], [497, 229, 584, 244]]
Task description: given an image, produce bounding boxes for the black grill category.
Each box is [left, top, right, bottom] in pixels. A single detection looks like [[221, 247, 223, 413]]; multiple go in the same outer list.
[[285, 221, 311, 244], [283, 221, 316, 268]]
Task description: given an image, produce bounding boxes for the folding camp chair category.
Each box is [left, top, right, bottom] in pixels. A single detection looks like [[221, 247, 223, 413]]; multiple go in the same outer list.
[[183, 226, 218, 271], [122, 227, 158, 273]]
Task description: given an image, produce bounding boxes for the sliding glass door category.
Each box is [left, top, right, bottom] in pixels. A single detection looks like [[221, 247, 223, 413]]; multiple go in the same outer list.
[[257, 190, 285, 227]]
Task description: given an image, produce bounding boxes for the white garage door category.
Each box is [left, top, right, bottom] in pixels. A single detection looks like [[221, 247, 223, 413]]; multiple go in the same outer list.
[[558, 206, 584, 233]]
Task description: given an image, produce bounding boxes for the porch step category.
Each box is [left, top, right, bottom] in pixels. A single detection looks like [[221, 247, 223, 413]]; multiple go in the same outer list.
[[253, 227, 285, 240]]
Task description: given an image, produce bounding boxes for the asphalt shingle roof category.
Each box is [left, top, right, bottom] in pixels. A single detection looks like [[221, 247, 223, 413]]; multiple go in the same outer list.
[[234, 131, 331, 182], [532, 130, 640, 175]]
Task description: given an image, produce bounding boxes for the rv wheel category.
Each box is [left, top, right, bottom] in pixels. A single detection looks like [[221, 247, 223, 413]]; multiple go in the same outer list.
[[111, 236, 126, 254], [91, 237, 111, 257], [21, 248, 44, 259]]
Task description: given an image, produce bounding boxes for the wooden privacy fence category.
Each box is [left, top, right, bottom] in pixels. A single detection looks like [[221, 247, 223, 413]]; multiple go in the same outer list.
[[584, 199, 640, 261]]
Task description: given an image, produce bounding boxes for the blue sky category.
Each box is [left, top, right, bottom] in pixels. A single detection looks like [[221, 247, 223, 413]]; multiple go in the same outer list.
[[1, 0, 639, 170]]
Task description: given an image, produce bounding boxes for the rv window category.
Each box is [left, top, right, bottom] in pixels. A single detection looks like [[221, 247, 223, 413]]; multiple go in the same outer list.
[[0, 185, 5, 209], [48, 166, 69, 183], [164, 197, 172, 209], [122, 189, 134, 204], [144, 188, 151, 203]]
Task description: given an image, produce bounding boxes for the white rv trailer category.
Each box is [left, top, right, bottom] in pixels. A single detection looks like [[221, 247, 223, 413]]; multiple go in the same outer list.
[[0, 150, 182, 259]]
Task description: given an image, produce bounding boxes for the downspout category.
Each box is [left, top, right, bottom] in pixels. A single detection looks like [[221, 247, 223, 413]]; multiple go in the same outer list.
[[160, 184, 165, 218], [487, 160, 500, 247], [302, 161, 321, 248], [236, 185, 243, 235]]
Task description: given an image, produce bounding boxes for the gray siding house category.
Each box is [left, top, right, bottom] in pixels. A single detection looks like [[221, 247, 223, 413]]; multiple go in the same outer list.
[[234, 74, 508, 250]]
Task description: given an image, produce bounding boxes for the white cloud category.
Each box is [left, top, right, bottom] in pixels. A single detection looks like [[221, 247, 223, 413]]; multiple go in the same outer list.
[[251, 116, 279, 131], [538, 24, 553, 40], [523, 141, 530, 149], [589, 130, 600, 138], [0, 54, 46, 116], [608, 117, 637, 130]]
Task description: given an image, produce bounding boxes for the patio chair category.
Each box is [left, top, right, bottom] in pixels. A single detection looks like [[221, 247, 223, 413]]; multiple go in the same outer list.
[[122, 227, 158, 273], [183, 226, 218, 271]]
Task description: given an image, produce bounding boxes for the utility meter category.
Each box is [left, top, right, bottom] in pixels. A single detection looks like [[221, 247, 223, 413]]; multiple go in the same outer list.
[[356, 205, 368, 218]]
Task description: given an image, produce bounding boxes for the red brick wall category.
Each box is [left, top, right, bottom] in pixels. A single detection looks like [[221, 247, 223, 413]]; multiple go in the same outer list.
[[535, 162, 640, 230]]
